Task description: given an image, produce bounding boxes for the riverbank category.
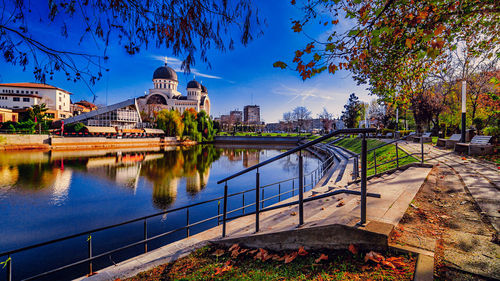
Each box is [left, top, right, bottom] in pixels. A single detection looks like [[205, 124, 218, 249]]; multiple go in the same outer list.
[[0, 134, 189, 151]]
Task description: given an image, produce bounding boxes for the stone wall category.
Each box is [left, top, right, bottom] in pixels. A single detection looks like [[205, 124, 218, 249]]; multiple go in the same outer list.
[[214, 136, 303, 144]]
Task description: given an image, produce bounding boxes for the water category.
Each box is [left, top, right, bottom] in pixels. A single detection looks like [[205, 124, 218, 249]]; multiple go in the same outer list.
[[0, 144, 320, 280]]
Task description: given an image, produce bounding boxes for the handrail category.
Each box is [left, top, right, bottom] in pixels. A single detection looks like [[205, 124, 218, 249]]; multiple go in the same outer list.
[[217, 128, 375, 184]]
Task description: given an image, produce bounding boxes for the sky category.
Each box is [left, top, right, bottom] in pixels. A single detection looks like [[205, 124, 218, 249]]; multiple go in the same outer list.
[[0, 1, 373, 123]]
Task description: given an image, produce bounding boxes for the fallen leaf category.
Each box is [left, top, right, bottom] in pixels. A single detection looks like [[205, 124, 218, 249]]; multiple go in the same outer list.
[[248, 249, 258, 254], [315, 254, 328, 263], [386, 257, 407, 268], [337, 200, 345, 207], [298, 246, 308, 256], [348, 244, 358, 255], [381, 260, 396, 269], [212, 249, 225, 257], [337, 197, 343, 201], [364, 251, 384, 263], [290, 212, 297, 216], [228, 244, 240, 252], [284, 252, 298, 263]]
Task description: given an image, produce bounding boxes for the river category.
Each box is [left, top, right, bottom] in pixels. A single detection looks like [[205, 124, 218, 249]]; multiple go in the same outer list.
[[0, 144, 320, 280]]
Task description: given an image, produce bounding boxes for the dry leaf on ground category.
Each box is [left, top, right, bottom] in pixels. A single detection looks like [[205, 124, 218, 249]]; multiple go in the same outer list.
[[284, 252, 298, 263], [212, 249, 225, 257], [348, 244, 358, 255], [298, 246, 308, 256], [315, 254, 328, 263]]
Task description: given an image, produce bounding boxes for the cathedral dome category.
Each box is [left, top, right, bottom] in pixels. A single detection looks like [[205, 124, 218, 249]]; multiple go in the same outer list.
[[153, 65, 178, 81], [187, 80, 202, 89]]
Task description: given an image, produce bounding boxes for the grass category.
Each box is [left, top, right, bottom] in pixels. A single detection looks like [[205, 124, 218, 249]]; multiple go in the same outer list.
[[125, 244, 416, 281], [335, 138, 419, 176]]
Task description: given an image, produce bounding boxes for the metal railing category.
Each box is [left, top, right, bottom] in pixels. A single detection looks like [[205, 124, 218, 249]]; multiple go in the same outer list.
[[0, 132, 341, 281], [217, 128, 379, 236]]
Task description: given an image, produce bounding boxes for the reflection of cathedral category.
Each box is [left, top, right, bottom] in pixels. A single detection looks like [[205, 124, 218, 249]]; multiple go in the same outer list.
[[136, 63, 211, 116]]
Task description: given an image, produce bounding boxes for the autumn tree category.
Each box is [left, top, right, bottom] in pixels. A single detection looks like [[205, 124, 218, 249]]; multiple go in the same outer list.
[[1, 0, 261, 97], [156, 110, 184, 137], [275, 0, 498, 103], [292, 106, 312, 132], [197, 110, 216, 142], [341, 93, 362, 128], [182, 108, 202, 142]]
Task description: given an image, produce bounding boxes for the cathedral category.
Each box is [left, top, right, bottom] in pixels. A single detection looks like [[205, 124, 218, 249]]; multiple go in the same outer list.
[[137, 63, 211, 116]]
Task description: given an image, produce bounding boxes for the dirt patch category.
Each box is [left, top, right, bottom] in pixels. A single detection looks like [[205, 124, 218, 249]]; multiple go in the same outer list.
[[389, 164, 499, 280]]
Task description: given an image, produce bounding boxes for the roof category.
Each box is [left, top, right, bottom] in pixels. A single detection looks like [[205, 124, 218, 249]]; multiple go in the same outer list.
[[62, 98, 141, 125], [0, 82, 73, 95], [85, 126, 117, 133], [187, 80, 202, 89], [201, 84, 208, 93], [153, 65, 178, 81], [144, 128, 165, 134], [74, 100, 97, 109]]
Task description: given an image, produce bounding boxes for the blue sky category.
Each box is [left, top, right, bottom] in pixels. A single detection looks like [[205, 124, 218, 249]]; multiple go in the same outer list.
[[0, 1, 372, 123]]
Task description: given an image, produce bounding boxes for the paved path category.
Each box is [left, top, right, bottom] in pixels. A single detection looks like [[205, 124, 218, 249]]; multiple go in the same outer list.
[[77, 151, 432, 281], [397, 140, 500, 232]]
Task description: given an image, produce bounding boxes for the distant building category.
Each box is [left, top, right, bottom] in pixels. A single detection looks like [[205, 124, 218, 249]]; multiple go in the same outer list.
[[71, 100, 98, 116], [0, 108, 18, 122], [136, 63, 211, 117], [243, 105, 260, 125], [0, 82, 73, 120], [229, 110, 243, 124]]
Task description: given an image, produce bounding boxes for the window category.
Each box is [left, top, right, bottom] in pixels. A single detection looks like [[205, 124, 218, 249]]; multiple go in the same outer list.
[[23, 98, 30, 102], [13, 97, 20, 102], [59, 97, 61, 101], [59, 105, 62, 110], [21, 91, 24, 94], [16, 90, 19, 93]]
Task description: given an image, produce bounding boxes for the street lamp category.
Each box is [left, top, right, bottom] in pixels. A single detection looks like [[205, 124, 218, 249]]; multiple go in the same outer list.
[[461, 80, 466, 142]]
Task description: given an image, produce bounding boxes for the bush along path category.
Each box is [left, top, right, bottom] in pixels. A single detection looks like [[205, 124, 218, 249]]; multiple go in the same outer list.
[[122, 243, 416, 281]]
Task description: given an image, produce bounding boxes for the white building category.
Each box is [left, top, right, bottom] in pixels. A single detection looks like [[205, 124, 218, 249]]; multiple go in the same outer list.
[[136, 63, 211, 116], [0, 82, 72, 119]]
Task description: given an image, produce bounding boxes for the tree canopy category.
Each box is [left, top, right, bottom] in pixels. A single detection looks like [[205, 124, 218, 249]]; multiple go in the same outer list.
[[1, 0, 262, 91]]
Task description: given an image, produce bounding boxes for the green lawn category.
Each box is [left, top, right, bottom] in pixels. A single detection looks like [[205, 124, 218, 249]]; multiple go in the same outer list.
[[335, 138, 419, 176], [125, 244, 416, 281]]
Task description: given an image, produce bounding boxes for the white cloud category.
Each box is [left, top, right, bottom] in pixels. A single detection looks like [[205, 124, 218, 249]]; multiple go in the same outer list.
[[150, 55, 223, 80]]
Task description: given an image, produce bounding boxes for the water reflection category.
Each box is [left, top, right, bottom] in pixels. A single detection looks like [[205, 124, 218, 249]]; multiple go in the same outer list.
[[0, 145, 315, 211]]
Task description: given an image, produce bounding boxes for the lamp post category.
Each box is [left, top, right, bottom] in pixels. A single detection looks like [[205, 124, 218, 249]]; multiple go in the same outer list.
[[461, 80, 466, 142]]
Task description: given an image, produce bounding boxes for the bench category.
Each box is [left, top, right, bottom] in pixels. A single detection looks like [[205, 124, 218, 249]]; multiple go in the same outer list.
[[454, 135, 493, 155], [436, 134, 461, 149], [413, 132, 432, 143]]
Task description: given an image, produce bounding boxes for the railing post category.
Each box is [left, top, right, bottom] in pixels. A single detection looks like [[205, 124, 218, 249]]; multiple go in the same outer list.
[[292, 179, 295, 196], [360, 134, 367, 225], [255, 169, 260, 233], [222, 182, 228, 237], [87, 234, 93, 276], [298, 151, 304, 226], [373, 150, 377, 175], [6, 256, 12, 281], [242, 193, 245, 214], [278, 183, 281, 202], [395, 142, 399, 168], [420, 136, 424, 164], [186, 208, 190, 237], [311, 174, 313, 189], [144, 219, 148, 253]]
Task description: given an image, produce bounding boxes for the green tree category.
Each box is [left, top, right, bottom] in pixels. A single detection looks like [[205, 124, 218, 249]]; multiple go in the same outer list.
[[28, 104, 48, 122], [182, 108, 201, 142], [197, 110, 216, 142], [341, 93, 362, 128], [156, 110, 184, 137]]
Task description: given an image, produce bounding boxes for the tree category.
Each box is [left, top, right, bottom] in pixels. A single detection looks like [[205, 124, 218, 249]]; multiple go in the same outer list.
[[274, 0, 498, 103], [318, 107, 334, 133], [292, 106, 311, 132], [197, 110, 216, 142], [1, 1, 261, 96], [182, 108, 201, 142], [282, 112, 294, 133], [156, 110, 184, 137], [341, 93, 362, 128], [28, 104, 48, 122]]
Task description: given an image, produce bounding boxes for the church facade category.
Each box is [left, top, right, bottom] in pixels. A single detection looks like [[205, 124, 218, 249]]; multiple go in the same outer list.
[[136, 64, 211, 116]]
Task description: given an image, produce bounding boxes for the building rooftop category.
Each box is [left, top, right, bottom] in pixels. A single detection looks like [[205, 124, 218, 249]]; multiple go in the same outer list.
[[0, 82, 73, 95]]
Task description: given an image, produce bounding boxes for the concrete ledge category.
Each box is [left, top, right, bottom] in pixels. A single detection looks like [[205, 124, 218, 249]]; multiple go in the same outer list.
[[212, 221, 393, 252], [214, 136, 302, 144]]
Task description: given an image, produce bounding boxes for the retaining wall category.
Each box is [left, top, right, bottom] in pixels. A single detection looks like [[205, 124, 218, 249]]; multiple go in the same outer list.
[[214, 136, 303, 144]]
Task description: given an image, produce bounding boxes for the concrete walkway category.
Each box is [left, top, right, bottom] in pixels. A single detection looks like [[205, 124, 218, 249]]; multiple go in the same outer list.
[[77, 160, 432, 281], [397, 140, 500, 232]]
